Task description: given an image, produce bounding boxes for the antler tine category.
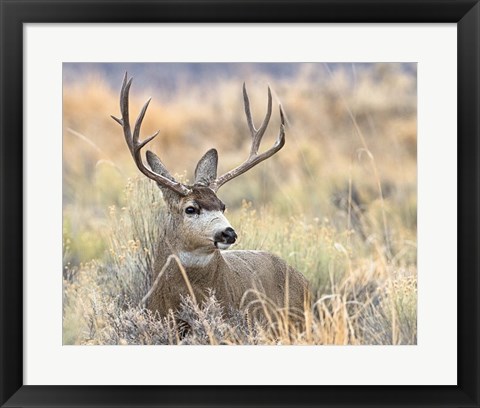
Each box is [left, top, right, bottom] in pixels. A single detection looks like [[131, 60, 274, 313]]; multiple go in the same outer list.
[[210, 86, 286, 192], [243, 83, 273, 156], [111, 73, 190, 196], [133, 97, 151, 145], [121, 74, 134, 150], [111, 75, 128, 122]]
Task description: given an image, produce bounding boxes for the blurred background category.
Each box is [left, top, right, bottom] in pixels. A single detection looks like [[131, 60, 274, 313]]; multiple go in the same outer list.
[[63, 63, 417, 345]]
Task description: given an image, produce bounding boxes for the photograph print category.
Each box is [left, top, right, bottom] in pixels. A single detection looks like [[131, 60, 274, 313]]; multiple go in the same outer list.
[[62, 62, 417, 345]]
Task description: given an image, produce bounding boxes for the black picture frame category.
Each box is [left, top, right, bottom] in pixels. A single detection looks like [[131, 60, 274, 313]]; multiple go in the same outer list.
[[1, 1, 479, 407]]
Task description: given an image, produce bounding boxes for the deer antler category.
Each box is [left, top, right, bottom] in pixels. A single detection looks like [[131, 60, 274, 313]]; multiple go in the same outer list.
[[210, 83, 286, 192], [111, 73, 190, 196]]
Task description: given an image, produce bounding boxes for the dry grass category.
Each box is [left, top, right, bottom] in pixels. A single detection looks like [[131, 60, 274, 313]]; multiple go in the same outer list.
[[63, 63, 417, 345]]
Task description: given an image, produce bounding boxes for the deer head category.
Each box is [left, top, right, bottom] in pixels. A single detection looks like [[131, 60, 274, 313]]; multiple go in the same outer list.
[[111, 73, 285, 257]]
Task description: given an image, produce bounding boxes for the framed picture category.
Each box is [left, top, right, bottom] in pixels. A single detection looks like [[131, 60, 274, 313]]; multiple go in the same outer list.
[[1, 0, 479, 407]]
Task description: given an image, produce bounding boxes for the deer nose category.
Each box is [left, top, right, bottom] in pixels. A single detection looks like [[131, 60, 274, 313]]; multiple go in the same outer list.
[[221, 227, 237, 244]]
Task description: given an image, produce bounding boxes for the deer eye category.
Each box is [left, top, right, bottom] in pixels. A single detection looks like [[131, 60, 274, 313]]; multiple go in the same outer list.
[[185, 206, 198, 215]]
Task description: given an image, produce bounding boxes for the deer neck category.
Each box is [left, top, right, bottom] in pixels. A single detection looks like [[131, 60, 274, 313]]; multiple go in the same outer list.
[[155, 213, 225, 278]]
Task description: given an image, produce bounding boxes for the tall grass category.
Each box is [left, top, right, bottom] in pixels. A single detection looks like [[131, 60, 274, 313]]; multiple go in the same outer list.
[[63, 179, 416, 345], [63, 63, 417, 345]]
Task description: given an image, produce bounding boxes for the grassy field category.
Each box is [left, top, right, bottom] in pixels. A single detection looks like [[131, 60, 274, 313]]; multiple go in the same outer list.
[[63, 63, 417, 345]]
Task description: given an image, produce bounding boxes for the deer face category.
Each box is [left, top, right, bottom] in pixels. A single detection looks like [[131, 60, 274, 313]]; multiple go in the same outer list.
[[175, 186, 237, 252], [146, 149, 237, 256]]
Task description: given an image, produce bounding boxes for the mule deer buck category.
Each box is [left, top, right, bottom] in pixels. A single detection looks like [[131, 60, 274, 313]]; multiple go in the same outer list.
[[112, 73, 310, 325]]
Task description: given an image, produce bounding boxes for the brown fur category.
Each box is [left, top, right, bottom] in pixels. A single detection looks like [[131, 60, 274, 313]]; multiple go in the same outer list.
[[187, 186, 225, 212]]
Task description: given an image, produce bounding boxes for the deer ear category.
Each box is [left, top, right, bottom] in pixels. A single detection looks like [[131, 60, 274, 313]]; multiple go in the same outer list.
[[194, 148, 218, 186], [146, 150, 184, 201], [146, 150, 175, 182]]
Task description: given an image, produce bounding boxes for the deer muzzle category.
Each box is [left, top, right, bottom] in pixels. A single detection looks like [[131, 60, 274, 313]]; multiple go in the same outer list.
[[214, 227, 237, 249]]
